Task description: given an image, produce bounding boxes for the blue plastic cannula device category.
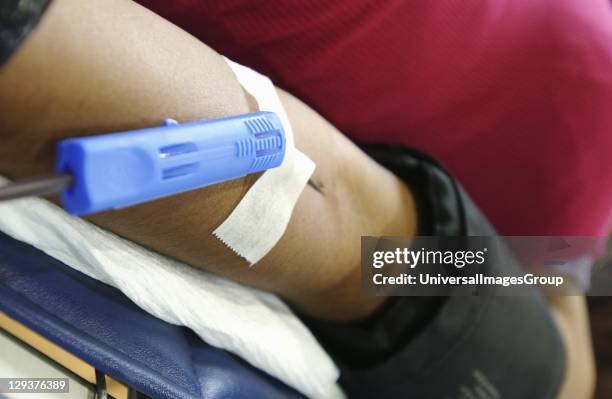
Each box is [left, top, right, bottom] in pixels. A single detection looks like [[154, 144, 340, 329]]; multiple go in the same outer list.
[[56, 111, 286, 215], [0, 112, 286, 215]]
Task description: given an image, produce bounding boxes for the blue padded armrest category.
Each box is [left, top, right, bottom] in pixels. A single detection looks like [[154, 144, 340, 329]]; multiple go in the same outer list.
[[0, 232, 302, 399]]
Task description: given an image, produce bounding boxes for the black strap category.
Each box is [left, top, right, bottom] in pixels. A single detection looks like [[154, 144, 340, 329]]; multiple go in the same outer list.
[[0, 0, 50, 68]]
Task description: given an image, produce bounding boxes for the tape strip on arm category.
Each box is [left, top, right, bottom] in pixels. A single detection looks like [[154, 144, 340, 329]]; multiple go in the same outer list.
[[213, 58, 315, 265]]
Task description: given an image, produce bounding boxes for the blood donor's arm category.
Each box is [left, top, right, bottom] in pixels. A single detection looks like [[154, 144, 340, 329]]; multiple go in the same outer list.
[[0, 0, 417, 321]]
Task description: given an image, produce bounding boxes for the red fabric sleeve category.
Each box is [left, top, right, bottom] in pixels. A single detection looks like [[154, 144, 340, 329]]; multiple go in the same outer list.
[[137, 0, 612, 236]]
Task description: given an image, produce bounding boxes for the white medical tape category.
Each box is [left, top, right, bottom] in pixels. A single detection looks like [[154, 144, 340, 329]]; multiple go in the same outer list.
[[213, 58, 315, 265]]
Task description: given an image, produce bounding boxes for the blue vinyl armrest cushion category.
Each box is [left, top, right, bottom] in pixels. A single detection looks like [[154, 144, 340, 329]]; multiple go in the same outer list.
[[0, 232, 302, 399]]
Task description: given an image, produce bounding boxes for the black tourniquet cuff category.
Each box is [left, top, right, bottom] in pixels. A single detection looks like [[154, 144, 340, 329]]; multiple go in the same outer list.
[[298, 144, 565, 399]]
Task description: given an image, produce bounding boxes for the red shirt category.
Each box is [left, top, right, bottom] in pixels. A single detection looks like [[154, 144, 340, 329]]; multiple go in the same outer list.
[[138, 0, 612, 236]]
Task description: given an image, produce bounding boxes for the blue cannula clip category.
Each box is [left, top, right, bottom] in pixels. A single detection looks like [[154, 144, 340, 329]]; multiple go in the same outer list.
[[0, 112, 286, 215]]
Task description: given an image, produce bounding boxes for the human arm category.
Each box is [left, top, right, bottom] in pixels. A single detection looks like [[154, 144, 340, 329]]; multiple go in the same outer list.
[[0, 0, 418, 321]]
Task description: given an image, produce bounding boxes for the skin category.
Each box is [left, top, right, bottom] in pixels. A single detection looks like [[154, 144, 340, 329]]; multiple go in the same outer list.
[[0, 0, 416, 321], [551, 296, 596, 399], [0, 0, 595, 397]]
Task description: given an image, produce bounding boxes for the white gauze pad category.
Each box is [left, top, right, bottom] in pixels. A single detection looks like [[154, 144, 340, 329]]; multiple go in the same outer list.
[[214, 58, 315, 265], [0, 177, 343, 399]]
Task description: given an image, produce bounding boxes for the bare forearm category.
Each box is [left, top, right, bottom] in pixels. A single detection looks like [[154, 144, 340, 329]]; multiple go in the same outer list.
[[0, 0, 417, 320]]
